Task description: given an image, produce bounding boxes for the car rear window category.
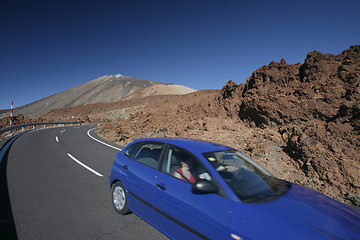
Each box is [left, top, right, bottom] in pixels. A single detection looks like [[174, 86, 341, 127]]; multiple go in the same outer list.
[[125, 141, 164, 169]]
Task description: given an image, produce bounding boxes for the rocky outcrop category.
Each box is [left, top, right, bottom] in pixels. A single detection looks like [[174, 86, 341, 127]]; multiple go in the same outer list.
[[220, 46, 359, 127], [219, 45, 360, 204]]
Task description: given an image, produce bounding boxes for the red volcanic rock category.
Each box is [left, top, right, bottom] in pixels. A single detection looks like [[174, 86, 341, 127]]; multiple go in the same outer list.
[[219, 45, 360, 204]]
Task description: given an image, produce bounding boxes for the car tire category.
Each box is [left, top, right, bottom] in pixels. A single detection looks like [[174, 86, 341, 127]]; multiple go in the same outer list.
[[111, 181, 130, 215]]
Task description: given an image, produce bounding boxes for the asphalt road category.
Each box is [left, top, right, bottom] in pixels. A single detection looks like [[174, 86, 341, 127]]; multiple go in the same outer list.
[[6, 124, 168, 240]]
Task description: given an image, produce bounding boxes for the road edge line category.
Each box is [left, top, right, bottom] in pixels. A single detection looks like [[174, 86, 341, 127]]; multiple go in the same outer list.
[[87, 128, 122, 151]]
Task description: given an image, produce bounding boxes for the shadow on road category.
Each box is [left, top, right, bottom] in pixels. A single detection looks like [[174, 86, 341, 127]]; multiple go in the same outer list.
[[0, 138, 18, 240]]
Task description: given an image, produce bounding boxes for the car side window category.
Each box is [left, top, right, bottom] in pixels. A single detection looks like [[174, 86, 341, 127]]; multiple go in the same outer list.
[[124, 142, 141, 159], [125, 142, 164, 169], [163, 145, 212, 184]]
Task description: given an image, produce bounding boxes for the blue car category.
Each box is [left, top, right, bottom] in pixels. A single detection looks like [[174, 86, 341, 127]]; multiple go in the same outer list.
[[109, 138, 360, 240]]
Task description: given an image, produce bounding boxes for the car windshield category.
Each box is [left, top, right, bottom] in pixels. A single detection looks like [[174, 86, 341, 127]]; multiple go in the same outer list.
[[203, 149, 290, 203]]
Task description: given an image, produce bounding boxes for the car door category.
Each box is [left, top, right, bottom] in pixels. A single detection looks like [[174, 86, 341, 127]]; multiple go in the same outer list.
[[121, 141, 165, 219], [152, 145, 234, 240]]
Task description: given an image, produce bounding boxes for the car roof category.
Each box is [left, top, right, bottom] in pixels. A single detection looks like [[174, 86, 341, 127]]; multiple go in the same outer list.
[[131, 137, 232, 154]]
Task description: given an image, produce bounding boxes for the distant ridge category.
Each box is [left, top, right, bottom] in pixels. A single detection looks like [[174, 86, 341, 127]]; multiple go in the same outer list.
[[5, 74, 167, 117], [0, 109, 8, 116], [122, 84, 196, 101]]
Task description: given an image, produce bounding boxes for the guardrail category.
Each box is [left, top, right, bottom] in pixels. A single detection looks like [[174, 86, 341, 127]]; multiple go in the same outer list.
[[0, 122, 81, 136]]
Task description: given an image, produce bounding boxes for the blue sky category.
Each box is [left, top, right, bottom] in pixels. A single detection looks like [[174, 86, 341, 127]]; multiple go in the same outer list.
[[1, 0, 359, 109]]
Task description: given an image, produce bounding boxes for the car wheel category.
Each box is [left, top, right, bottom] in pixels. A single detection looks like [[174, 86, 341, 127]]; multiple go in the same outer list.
[[111, 181, 130, 215]]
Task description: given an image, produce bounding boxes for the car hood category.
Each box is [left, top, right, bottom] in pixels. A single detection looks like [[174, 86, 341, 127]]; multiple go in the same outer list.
[[233, 183, 360, 240]]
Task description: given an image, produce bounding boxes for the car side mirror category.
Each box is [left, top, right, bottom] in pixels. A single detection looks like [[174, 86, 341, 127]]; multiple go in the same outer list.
[[192, 179, 218, 194]]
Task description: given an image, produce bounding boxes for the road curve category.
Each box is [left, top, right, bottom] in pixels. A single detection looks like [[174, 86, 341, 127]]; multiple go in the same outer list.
[[6, 124, 168, 240]]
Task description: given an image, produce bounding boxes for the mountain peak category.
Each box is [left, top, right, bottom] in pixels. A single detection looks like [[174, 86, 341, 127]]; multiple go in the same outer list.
[[98, 74, 123, 80], [10, 75, 163, 117], [7, 74, 195, 118]]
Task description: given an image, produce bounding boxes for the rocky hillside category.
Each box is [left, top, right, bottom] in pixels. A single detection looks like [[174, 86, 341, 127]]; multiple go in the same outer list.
[[3, 74, 166, 118], [96, 46, 359, 205], [122, 84, 196, 101], [41, 84, 198, 122], [217, 45, 359, 205]]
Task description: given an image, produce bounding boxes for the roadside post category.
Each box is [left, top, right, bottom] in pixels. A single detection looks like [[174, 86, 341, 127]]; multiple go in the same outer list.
[[9, 101, 13, 137]]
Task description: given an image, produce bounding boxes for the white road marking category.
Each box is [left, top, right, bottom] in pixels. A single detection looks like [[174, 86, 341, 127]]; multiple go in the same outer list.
[[67, 153, 103, 177], [87, 128, 122, 151], [56, 136, 59, 142]]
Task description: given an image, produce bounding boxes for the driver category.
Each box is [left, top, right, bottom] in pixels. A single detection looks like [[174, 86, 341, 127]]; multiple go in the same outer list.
[[173, 158, 196, 184]]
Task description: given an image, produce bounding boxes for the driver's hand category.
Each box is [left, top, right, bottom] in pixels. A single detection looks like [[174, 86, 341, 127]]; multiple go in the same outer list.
[[225, 166, 239, 172], [216, 166, 226, 171]]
